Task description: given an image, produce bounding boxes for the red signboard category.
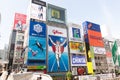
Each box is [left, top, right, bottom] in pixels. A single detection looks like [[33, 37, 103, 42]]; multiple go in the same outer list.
[[88, 30, 104, 47], [106, 51, 112, 58], [13, 13, 27, 31]]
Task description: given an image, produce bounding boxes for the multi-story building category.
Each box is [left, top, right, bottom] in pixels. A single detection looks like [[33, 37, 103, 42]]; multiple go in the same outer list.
[[8, 13, 26, 68], [12, 30, 24, 68], [8, 30, 25, 69], [8, 30, 17, 68], [103, 38, 115, 73]]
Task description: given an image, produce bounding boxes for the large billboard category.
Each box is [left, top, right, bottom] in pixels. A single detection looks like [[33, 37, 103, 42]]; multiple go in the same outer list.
[[82, 21, 101, 32], [69, 42, 85, 54], [82, 21, 101, 43], [68, 24, 82, 42], [30, 0, 46, 21], [71, 54, 86, 66], [48, 26, 69, 72], [47, 4, 66, 24], [88, 30, 104, 47], [13, 13, 27, 31], [29, 19, 46, 37], [27, 35, 46, 69]]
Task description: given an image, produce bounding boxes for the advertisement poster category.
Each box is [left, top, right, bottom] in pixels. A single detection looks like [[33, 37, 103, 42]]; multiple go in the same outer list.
[[29, 19, 46, 37], [30, 0, 46, 21], [87, 62, 94, 74], [47, 4, 66, 24], [93, 46, 106, 54], [82, 21, 101, 32], [27, 36, 46, 66], [69, 42, 85, 54], [68, 24, 82, 42], [48, 26, 69, 72], [13, 13, 27, 31], [88, 30, 104, 47], [71, 54, 86, 66]]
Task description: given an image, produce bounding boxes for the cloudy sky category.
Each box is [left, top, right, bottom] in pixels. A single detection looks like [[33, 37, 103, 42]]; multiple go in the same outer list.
[[0, 0, 120, 49]]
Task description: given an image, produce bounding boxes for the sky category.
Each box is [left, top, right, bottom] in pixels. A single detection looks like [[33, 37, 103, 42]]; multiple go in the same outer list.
[[0, 0, 120, 49]]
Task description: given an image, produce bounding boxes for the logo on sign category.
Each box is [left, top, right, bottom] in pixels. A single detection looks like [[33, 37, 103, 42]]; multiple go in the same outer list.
[[72, 28, 80, 38], [72, 56, 86, 64], [33, 24, 42, 33], [94, 47, 105, 54], [52, 30, 63, 34]]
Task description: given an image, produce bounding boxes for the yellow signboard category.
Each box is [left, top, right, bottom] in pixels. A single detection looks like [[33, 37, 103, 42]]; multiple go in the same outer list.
[[51, 9, 60, 19], [69, 42, 85, 53], [87, 62, 93, 74]]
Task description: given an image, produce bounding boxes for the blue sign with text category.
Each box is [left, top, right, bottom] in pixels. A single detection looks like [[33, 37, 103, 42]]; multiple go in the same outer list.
[[29, 19, 46, 37]]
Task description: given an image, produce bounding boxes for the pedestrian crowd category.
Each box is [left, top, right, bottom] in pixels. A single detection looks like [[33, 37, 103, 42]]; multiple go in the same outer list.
[[0, 67, 23, 80]]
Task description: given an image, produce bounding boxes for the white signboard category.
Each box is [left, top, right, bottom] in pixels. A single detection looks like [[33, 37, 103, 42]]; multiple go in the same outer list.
[[93, 46, 106, 54], [68, 24, 82, 42], [30, 3, 46, 21], [48, 26, 67, 37]]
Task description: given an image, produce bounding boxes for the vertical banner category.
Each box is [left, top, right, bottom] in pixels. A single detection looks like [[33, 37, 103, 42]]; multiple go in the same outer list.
[[112, 41, 118, 64], [87, 62, 94, 74], [27, 20, 46, 67], [13, 13, 27, 31], [48, 26, 69, 72], [31, 0, 46, 21]]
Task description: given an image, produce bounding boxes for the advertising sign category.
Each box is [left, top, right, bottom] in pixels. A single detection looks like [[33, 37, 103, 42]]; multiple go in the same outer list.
[[93, 47, 106, 54], [48, 26, 69, 72], [106, 51, 112, 58], [71, 54, 86, 66], [13, 13, 27, 31], [88, 30, 104, 47], [27, 65, 46, 70], [85, 43, 92, 62], [30, 0, 46, 21], [83, 21, 101, 32], [68, 24, 82, 42], [82, 22, 89, 43], [69, 42, 85, 54], [47, 4, 66, 24], [87, 62, 93, 74], [29, 19, 46, 37], [27, 36, 46, 67], [28, 36, 46, 60]]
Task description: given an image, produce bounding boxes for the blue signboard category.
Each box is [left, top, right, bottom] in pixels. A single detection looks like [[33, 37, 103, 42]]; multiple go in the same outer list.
[[83, 21, 101, 32], [29, 19, 46, 37], [72, 54, 86, 66], [27, 36, 46, 65], [48, 35, 69, 72], [84, 34, 89, 43], [72, 27, 81, 38]]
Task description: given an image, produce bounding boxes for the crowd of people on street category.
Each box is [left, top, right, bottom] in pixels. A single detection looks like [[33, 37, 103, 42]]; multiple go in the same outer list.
[[0, 66, 23, 80]]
